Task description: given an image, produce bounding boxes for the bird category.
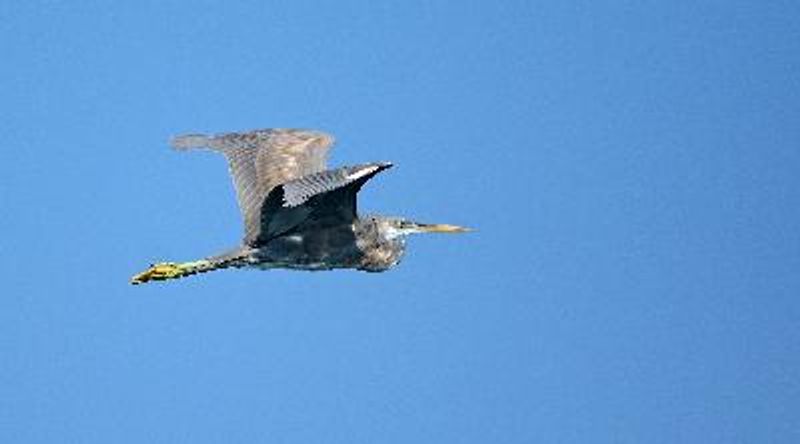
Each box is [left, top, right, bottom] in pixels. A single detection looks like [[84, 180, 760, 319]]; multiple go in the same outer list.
[[131, 128, 470, 284]]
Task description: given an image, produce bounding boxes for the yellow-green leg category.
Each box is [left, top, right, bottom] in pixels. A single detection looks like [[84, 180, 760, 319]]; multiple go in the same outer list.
[[130, 260, 212, 285]]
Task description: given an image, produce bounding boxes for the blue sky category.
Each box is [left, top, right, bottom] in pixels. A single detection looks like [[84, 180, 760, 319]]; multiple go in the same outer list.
[[1, 1, 799, 442]]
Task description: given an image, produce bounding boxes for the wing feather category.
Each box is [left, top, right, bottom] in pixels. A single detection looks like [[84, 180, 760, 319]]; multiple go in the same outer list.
[[170, 128, 334, 243], [256, 163, 392, 244]]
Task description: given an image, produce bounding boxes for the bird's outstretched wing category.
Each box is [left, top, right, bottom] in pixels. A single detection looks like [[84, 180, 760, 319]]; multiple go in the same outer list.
[[171, 128, 334, 243], [256, 163, 392, 244]]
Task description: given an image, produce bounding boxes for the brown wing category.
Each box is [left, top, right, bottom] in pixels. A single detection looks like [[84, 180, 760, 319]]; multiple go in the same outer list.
[[171, 128, 334, 243]]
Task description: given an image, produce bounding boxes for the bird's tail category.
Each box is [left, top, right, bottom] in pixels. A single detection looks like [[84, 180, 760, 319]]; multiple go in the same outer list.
[[171, 134, 212, 151]]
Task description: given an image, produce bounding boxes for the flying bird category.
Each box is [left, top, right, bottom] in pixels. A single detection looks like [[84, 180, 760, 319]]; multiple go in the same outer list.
[[131, 128, 470, 284]]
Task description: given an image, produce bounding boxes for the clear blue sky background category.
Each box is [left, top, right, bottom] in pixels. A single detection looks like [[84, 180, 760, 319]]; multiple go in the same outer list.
[[1, 1, 798, 442]]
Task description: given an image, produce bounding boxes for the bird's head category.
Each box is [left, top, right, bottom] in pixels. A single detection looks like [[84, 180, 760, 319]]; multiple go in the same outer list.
[[374, 216, 472, 240]]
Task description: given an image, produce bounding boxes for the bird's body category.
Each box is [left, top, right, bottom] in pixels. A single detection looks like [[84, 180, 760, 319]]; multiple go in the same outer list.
[[250, 217, 405, 272], [131, 128, 468, 284]]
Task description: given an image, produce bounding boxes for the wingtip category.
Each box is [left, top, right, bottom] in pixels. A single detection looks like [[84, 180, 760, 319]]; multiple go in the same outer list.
[[170, 134, 211, 150]]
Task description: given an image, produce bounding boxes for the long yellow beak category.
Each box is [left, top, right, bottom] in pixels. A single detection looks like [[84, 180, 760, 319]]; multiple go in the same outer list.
[[415, 223, 472, 233]]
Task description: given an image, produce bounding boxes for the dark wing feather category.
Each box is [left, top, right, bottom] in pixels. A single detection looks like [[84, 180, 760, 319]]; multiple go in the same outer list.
[[171, 128, 334, 243], [255, 163, 392, 245]]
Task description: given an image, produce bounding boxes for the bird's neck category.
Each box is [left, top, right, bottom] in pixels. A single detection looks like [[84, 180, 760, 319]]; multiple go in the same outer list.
[[354, 219, 406, 272]]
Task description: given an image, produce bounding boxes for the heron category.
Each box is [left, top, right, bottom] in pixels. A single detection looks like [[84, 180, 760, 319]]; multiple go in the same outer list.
[[131, 128, 470, 284]]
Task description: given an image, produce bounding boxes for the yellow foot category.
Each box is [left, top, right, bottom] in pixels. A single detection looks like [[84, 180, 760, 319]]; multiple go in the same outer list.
[[130, 262, 185, 285]]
